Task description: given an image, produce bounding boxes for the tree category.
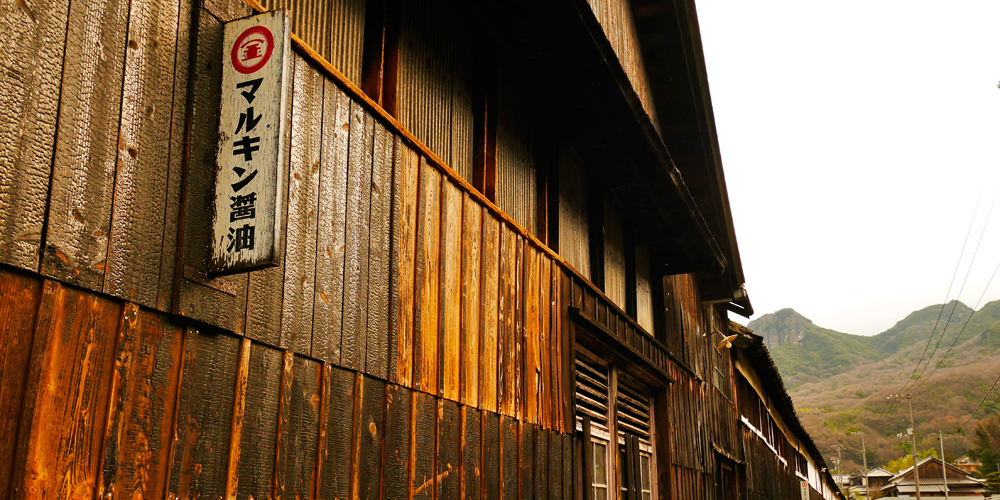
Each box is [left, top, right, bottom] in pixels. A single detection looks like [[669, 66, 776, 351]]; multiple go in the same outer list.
[[885, 449, 937, 473], [986, 471, 1000, 492], [971, 414, 1000, 478]]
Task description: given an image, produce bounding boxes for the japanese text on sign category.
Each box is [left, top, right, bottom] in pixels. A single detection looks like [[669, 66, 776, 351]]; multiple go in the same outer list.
[[210, 10, 291, 275]]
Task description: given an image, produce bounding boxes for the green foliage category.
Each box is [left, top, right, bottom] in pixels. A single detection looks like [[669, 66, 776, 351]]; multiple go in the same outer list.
[[884, 449, 937, 473], [856, 391, 867, 398], [986, 471, 1000, 491]]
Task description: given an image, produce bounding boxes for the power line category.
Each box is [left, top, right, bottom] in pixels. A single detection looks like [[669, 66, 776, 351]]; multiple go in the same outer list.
[[963, 371, 1000, 428], [871, 193, 984, 430]]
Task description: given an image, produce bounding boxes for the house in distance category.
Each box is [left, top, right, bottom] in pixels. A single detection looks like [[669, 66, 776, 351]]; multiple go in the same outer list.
[[0, 0, 845, 499]]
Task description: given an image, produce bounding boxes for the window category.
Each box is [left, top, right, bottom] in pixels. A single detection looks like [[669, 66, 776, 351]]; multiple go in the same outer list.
[[575, 352, 657, 500]]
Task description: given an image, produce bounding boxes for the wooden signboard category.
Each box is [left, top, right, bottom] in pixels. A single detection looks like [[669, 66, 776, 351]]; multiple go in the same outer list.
[[211, 10, 292, 275]]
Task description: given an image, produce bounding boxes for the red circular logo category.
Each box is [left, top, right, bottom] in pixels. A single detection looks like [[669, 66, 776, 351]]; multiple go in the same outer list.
[[231, 25, 274, 74]]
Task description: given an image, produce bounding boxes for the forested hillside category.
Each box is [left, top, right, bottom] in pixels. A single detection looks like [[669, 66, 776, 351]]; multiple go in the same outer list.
[[748, 302, 1000, 473]]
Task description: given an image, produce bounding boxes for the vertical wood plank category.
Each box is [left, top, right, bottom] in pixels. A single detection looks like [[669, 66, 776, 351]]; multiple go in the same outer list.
[[483, 412, 500, 500], [462, 406, 482, 500], [438, 400, 461, 500], [513, 237, 524, 421], [561, 272, 573, 433], [13, 281, 122, 500], [534, 427, 548, 500], [234, 342, 283, 500], [360, 377, 386, 500], [98, 306, 184, 500], [413, 392, 437, 500], [366, 122, 395, 379], [519, 424, 534, 500], [245, 51, 296, 346], [225, 339, 252, 500], [523, 246, 539, 425], [479, 214, 499, 413], [313, 80, 351, 364], [0, 0, 68, 270], [548, 432, 562, 500], [497, 226, 516, 417], [176, 11, 248, 334], [389, 140, 420, 387], [40, 0, 129, 289], [274, 351, 295, 500], [439, 180, 463, 400], [277, 356, 323, 500], [549, 270, 563, 433], [413, 159, 442, 394], [460, 198, 482, 407], [281, 56, 324, 354], [561, 434, 572, 500], [318, 365, 356, 500], [167, 327, 241, 500], [104, 0, 181, 307], [384, 384, 413, 500], [501, 417, 518, 500], [342, 104, 375, 371], [156, 0, 195, 313], [538, 257, 551, 430], [0, 270, 42, 500]]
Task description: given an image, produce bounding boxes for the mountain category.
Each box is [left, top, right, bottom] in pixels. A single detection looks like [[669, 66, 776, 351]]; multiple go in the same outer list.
[[748, 301, 1000, 473]]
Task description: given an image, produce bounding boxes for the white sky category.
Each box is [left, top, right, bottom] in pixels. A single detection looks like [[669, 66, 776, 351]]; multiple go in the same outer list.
[[694, 0, 1000, 335]]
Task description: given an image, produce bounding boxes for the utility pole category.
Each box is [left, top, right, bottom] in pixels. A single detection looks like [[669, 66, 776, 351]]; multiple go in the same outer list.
[[852, 431, 869, 500], [888, 394, 921, 500], [833, 444, 845, 495], [939, 430, 949, 500]]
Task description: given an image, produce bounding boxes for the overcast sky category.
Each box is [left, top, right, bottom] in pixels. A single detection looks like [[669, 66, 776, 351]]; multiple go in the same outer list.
[[694, 0, 1000, 335]]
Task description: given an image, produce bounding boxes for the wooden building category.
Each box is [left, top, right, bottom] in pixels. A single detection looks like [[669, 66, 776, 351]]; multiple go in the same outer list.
[[0, 0, 843, 499], [883, 458, 987, 497]]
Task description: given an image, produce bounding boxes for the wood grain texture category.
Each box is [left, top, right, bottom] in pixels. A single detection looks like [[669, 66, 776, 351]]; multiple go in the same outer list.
[[483, 412, 500, 500], [460, 197, 482, 407], [274, 351, 295, 499], [245, 52, 296, 345], [563, 434, 573, 500], [235, 342, 283, 500], [359, 377, 386, 500], [534, 427, 548, 500], [513, 238, 524, 421], [497, 226, 516, 417], [549, 270, 563, 433], [168, 327, 241, 500], [12, 281, 122, 500], [341, 103, 375, 371], [366, 121, 394, 379], [462, 406, 482, 500], [560, 273, 573, 433], [318, 365, 355, 500], [479, 215, 500, 413], [104, 0, 182, 307], [439, 180, 463, 400], [155, 0, 194, 312], [523, 246, 540, 425], [98, 305, 184, 500], [0, 0, 68, 270], [280, 56, 324, 354], [412, 391, 436, 500], [438, 400, 461, 500], [538, 257, 551, 429], [501, 417, 518, 500], [413, 159, 441, 394], [519, 424, 534, 500], [277, 356, 323, 500], [547, 431, 561, 500], [388, 140, 420, 387], [313, 80, 351, 364], [225, 338, 252, 500], [39, 0, 129, 288], [383, 384, 412, 500], [0, 270, 42, 499], [176, 10, 248, 334]]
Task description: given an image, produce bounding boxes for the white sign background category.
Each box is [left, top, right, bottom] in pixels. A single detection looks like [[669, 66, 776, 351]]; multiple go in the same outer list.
[[211, 10, 291, 275]]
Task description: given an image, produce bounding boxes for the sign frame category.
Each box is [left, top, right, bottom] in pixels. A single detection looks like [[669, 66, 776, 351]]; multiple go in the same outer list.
[[210, 9, 292, 275]]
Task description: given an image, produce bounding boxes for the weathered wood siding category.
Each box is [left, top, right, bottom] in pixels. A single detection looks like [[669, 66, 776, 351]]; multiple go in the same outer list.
[[557, 148, 589, 280], [583, 0, 659, 129], [602, 194, 626, 310], [634, 245, 653, 332], [496, 69, 537, 235], [260, 0, 366, 84], [395, 0, 475, 182]]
